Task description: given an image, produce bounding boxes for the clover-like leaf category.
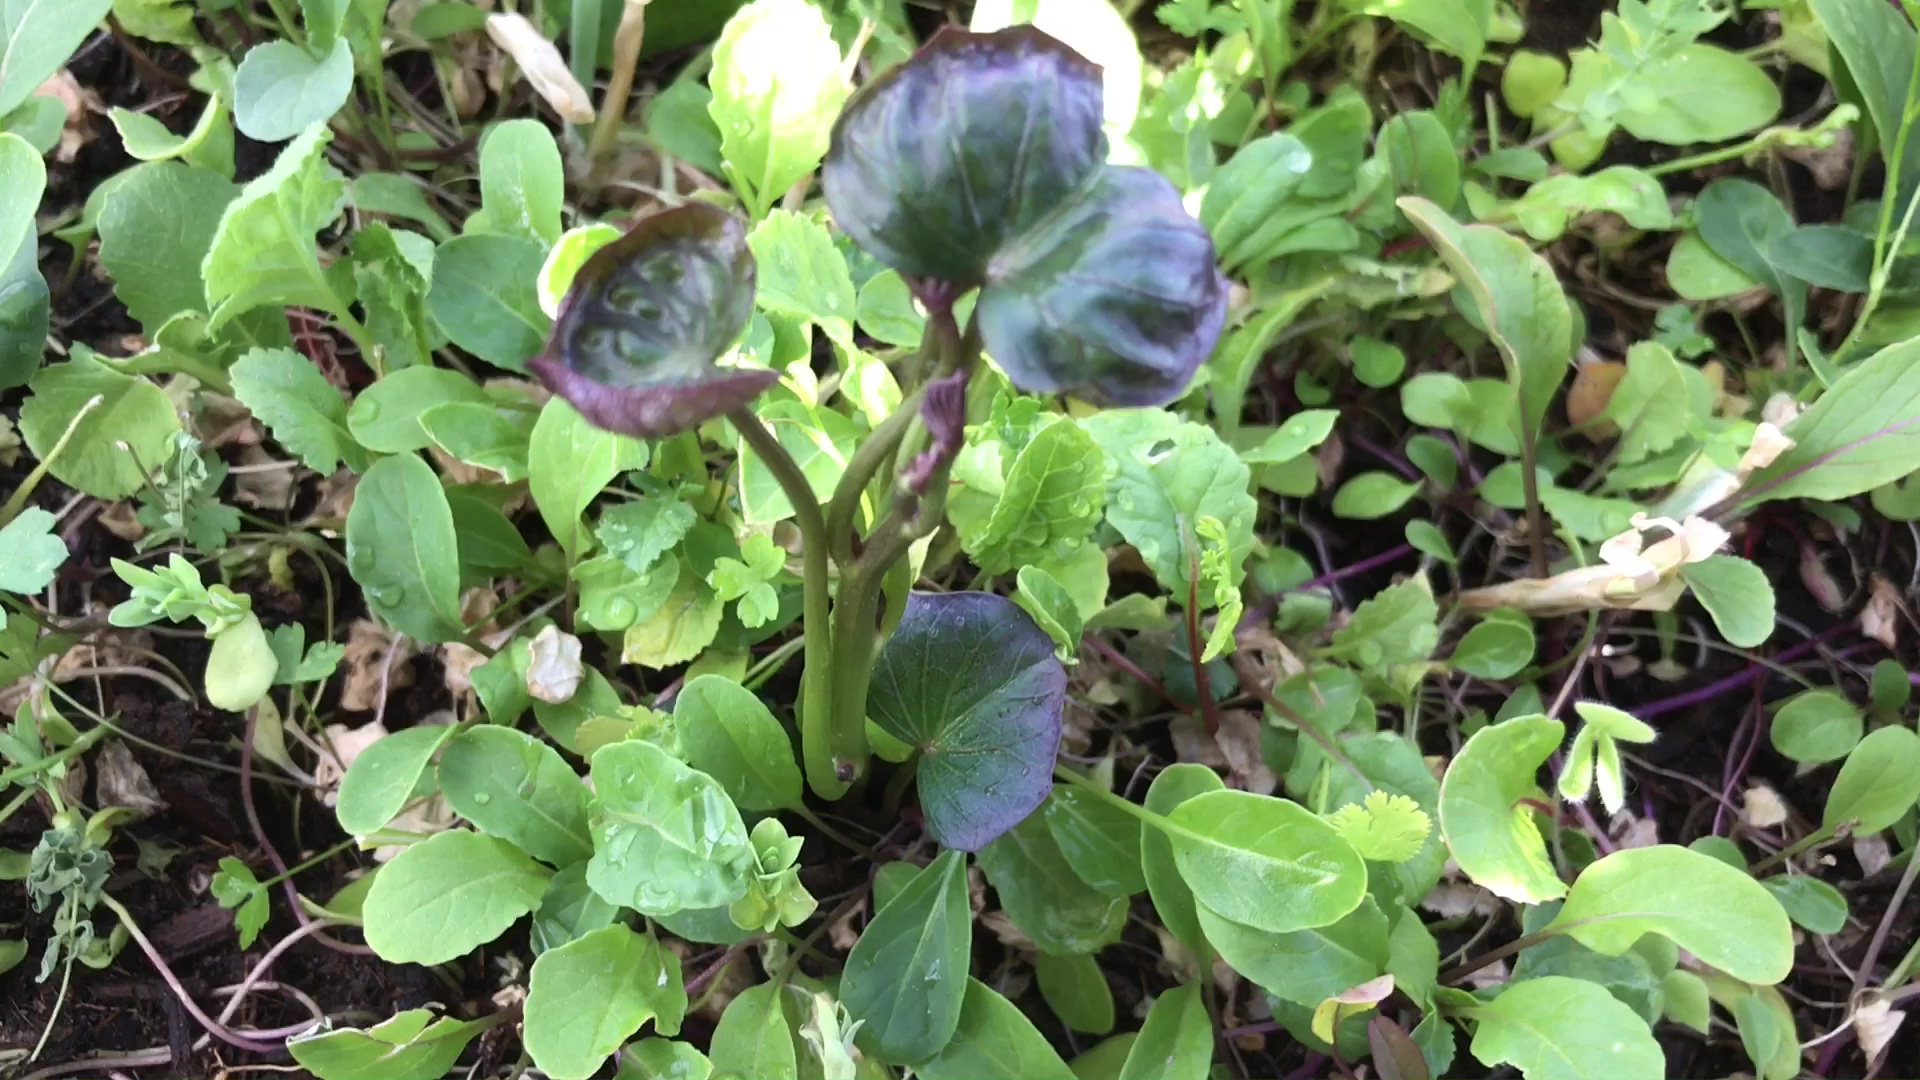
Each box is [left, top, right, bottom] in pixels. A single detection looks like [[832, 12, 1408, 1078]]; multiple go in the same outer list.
[[530, 203, 768, 438], [823, 26, 1106, 286], [977, 166, 1228, 406], [867, 591, 1067, 851]]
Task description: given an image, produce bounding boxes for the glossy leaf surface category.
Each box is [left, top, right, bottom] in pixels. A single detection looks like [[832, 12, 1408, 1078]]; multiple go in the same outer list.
[[532, 203, 768, 438], [867, 591, 1066, 851], [823, 26, 1105, 285]]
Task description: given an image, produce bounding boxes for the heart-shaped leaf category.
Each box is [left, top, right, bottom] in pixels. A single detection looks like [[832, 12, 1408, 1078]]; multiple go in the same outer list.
[[867, 591, 1067, 851], [976, 166, 1228, 406], [531, 203, 769, 438], [823, 26, 1106, 286]]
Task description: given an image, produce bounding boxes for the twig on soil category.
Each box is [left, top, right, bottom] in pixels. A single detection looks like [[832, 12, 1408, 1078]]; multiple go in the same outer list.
[[23, 1049, 175, 1079], [241, 707, 376, 958]]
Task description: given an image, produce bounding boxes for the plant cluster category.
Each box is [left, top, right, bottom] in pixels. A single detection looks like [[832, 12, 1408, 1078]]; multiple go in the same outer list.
[[5, 0, 1920, 1078]]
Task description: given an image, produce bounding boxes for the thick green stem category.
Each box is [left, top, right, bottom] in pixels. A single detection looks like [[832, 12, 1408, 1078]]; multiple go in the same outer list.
[[824, 382, 925, 567], [730, 407, 846, 800]]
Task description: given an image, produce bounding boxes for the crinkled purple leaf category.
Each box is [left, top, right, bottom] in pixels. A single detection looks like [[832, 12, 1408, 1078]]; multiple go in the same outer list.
[[976, 166, 1228, 407], [531, 203, 770, 438], [867, 591, 1066, 851], [903, 368, 968, 495], [823, 25, 1106, 286]]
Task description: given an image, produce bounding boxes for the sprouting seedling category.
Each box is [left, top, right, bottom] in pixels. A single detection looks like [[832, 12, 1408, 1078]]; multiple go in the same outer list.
[[1558, 701, 1658, 814], [531, 25, 1226, 815]]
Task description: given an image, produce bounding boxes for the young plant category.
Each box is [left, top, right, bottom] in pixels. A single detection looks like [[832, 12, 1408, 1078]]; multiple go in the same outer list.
[[533, 25, 1227, 802]]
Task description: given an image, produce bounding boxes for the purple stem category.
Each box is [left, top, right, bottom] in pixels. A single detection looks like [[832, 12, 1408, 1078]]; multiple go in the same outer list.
[[1297, 543, 1417, 594], [1345, 431, 1422, 482], [1636, 625, 1852, 720]]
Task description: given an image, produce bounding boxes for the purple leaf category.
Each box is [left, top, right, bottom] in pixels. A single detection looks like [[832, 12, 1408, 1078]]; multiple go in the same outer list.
[[823, 25, 1106, 286], [866, 591, 1066, 851], [902, 368, 968, 495], [530, 203, 771, 438]]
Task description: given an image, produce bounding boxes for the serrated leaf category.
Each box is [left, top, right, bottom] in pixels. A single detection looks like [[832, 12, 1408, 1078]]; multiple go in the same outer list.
[[1327, 791, 1432, 863], [524, 924, 685, 1080], [202, 125, 349, 329], [0, 509, 66, 595], [230, 347, 368, 473]]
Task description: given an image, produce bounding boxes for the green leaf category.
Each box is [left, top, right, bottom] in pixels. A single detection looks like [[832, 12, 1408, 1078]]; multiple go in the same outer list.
[[353, 222, 435, 370], [1353, 0, 1488, 65], [1398, 197, 1571, 449], [1693, 179, 1805, 369], [537, 223, 620, 318], [0, 0, 113, 117], [1167, 789, 1368, 933], [19, 349, 183, 499], [204, 610, 276, 711], [351, 365, 495, 449], [1769, 689, 1863, 765], [867, 591, 1067, 851], [96, 161, 235, 335], [675, 674, 802, 812], [1327, 791, 1433, 863], [530, 862, 619, 954], [202, 125, 349, 329], [1014, 565, 1084, 659], [1600, 341, 1689, 465], [209, 857, 269, 947], [1768, 225, 1872, 293], [599, 497, 697, 575], [419, 402, 530, 482], [1450, 610, 1534, 680], [709, 984, 797, 1080], [1667, 230, 1760, 301], [1676, 553, 1777, 651], [619, 567, 723, 670], [1503, 167, 1672, 242], [855, 269, 923, 347], [747, 209, 856, 340], [1811, 0, 1916, 194], [477, 119, 564, 246], [1045, 785, 1148, 897], [1332, 471, 1421, 520], [586, 740, 754, 915], [438, 726, 592, 866], [619, 1038, 713, 1080], [1744, 337, 1920, 504], [1243, 409, 1340, 464], [351, 172, 454, 242], [335, 724, 455, 836], [1437, 714, 1566, 904], [1378, 109, 1461, 209], [344, 455, 466, 643], [977, 811, 1127, 955], [1330, 575, 1439, 671], [1468, 977, 1663, 1080], [233, 39, 353, 142], [525, 924, 684, 1080], [707, 0, 847, 218], [1118, 982, 1211, 1080], [1083, 410, 1256, 595], [1825, 725, 1920, 834], [1662, 970, 1712, 1034], [429, 233, 551, 371], [230, 347, 368, 473], [1620, 46, 1780, 145], [1549, 845, 1792, 985], [1141, 763, 1222, 956], [964, 416, 1107, 574], [0, 509, 65, 595], [915, 979, 1077, 1080], [1731, 985, 1798, 1080], [529, 396, 651, 561], [362, 830, 553, 964], [841, 849, 971, 1063], [1036, 951, 1114, 1035], [1761, 874, 1848, 935], [0, 132, 46, 389], [1201, 895, 1391, 1007], [288, 1008, 489, 1080]]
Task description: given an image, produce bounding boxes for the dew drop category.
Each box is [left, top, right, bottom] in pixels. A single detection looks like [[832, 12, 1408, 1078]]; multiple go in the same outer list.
[[355, 399, 381, 422], [472, 792, 493, 805]]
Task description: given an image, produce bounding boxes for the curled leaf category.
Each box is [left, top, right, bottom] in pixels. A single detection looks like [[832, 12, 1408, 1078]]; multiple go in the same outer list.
[[823, 26, 1106, 285], [1459, 514, 1728, 617], [531, 203, 770, 438]]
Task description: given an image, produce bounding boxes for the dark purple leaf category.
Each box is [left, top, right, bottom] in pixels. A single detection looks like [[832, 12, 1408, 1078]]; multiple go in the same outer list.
[[867, 591, 1066, 851], [823, 26, 1106, 286], [976, 167, 1228, 407], [530, 203, 770, 438]]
